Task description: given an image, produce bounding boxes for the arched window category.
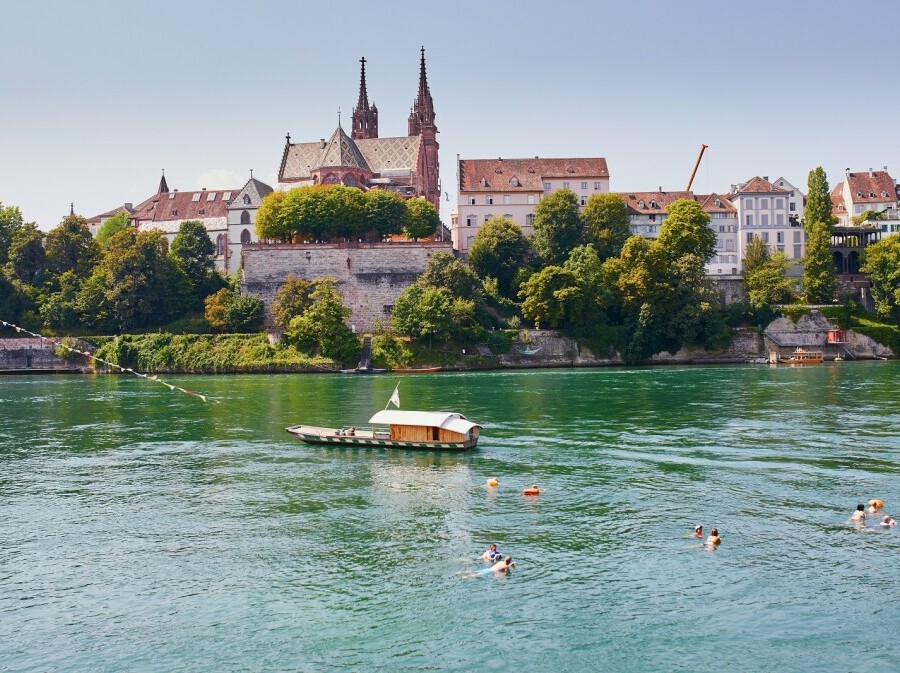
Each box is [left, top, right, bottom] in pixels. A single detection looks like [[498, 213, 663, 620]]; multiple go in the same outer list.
[[240, 210, 251, 225], [243, 194, 251, 205], [343, 173, 357, 187], [323, 173, 339, 184], [240, 229, 251, 244], [216, 234, 225, 256]]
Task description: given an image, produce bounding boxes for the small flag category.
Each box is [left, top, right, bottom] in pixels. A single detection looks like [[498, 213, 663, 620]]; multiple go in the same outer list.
[[388, 383, 400, 409]]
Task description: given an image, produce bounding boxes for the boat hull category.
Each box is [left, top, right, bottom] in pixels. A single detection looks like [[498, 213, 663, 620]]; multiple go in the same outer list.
[[392, 367, 441, 373], [285, 425, 477, 450]]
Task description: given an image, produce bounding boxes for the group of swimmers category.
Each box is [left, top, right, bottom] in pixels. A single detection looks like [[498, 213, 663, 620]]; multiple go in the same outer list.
[[850, 499, 896, 527], [478, 544, 515, 573], [692, 525, 721, 548]]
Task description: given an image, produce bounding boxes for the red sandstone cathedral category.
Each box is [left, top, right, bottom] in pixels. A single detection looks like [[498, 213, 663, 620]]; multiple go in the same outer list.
[[277, 48, 440, 209]]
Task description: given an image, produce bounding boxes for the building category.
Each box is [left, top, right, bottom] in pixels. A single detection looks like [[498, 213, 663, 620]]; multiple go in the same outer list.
[[277, 50, 440, 210], [831, 168, 900, 236], [454, 156, 609, 252], [225, 177, 273, 275], [85, 203, 134, 238], [730, 176, 805, 268]]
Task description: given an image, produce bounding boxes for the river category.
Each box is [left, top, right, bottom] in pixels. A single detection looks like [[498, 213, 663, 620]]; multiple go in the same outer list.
[[1, 364, 898, 672]]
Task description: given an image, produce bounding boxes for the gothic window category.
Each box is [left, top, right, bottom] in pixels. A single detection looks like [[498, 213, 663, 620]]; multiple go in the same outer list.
[[216, 234, 225, 256], [323, 173, 339, 184], [243, 194, 251, 205], [343, 173, 358, 187], [240, 210, 251, 225], [240, 229, 251, 244]]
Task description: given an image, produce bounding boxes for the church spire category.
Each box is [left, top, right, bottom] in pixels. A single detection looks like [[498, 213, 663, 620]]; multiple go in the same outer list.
[[408, 46, 436, 136], [352, 56, 378, 139], [158, 169, 169, 194]]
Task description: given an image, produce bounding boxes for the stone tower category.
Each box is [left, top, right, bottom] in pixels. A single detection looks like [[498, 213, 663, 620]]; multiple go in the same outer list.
[[351, 57, 378, 140], [408, 47, 440, 209]]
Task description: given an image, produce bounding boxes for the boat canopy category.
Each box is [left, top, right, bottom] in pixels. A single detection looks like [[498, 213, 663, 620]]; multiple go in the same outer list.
[[368, 410, 480, 435]]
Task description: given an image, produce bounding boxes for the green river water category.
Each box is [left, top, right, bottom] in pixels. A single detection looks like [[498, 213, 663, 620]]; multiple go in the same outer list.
[[1, 364, 898, 672]]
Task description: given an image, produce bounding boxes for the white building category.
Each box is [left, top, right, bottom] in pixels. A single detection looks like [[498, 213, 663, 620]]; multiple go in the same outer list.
[[225, 177, 272, 275], [831, 168, 900, 236], [454, 156, 610, 252], [730, 176, 805, 268]]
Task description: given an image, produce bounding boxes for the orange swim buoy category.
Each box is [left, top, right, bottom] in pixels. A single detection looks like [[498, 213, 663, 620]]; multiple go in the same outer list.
[[523, 484, 540, 496], [868, 499, 884, 509], [487, 478, 499, 487]]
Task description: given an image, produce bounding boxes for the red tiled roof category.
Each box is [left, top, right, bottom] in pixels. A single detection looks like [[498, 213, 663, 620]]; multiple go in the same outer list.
[[733, 176, 787, 194], [86, 204, 134, 225], [132, 188, 237, 222], [831, 183, 845, 215], [616, 191, 692, 214], [845, 170, 896, 204], [694, 193, 737, 214], [459, 157, 609, 191]]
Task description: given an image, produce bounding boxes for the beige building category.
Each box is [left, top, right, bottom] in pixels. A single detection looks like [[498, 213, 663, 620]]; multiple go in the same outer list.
[[831, 168, 900, 235], [454, 156, 610, 252], [730, 176, 805, 267]]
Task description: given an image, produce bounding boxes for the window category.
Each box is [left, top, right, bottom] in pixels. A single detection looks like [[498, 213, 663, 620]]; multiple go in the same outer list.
[[510, 177, 520, 187], [240, 229, 251, 244], [638, 200, 645, 208], [544, 182, 551, 191], [776, 232, 784, 244], [789, 202, 796, 211], [649, 214, 656, 222], [216, 234, 224, 256], [525, 214, 534, 226], [746, 232, 754, 243], [503, 195, 511, 205], [760, 198, 769, 209], [725, 240, 734, 252], [484, 214, 493, 223], [581, 182, 587, 190], [169, 192, 176, 200], [563, 182, 570, 189], [466, 215, 477, 227], [486, 195, 494, 205], [793, 244, 802, 258], [650, 200, 658, 208], [594, 182, 601, 190], [776, 245, 785, 252], [762, 232, 769, 243], [192, 192, 202, 202], [744, 198, 754, 209], [775, 198, 783, 209], [207, 192, 217, 202], [243, 194, 251, 205], [222, 192, 232, 201], [746, 214, 753, 226], [466, 236, 475, 249], [240, 210, 251, 225], [504, 214, 513, 220], [468, 197, 476, 205], [761, 214, 769, 226], [480, 178, 488, 187], [776, 214, 784, 226], [527, 195, 535, 205], [580, 196, 588, 206]]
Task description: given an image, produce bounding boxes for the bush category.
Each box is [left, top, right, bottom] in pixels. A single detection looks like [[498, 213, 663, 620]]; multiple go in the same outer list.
[[781, 304, 810, 324]]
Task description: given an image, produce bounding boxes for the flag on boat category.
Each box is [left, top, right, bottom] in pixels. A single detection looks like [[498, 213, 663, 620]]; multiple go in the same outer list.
[[389, 383, 400, 409]]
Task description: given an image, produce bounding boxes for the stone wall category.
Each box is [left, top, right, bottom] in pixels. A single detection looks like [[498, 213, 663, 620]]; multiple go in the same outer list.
[[0, 338, 71, 369], [241, 241, 453, 332]]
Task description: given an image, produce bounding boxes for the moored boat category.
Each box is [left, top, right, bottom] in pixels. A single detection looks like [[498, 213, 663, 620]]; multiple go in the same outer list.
[[392, 366, 441, 373], [779, 347, 824, 364]]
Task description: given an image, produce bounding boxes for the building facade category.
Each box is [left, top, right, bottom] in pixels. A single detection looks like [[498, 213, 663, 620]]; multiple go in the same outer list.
[[831, 168, 900, 236], [454, 157, 609, 252], [730, 176, 805, 269]]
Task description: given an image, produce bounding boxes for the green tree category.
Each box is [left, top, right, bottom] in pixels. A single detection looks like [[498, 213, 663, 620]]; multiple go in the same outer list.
[[391, 283, 455, 345], [271, 274, 316, 329], [861, 235, 900, 319], [852, 209, 887, 225], [419, 251, 484, 302], [803, 220, 836, 304], [563, 244, 611, 325], [282, 187, 329, 241], [96, 212, 131, 248], [364, 189, 407, 239], [745, 250, 793, 309], [6, 222, 45, 284], [404, 198, 440, 240], [170, 219, 219, 308], [742, 236, 770, 275], [0, 203, 25, 265], [322, 185, 365, 240], [805, 166, 835, 232], [519, 265, 582, 329], [581, 193, 630, 261], [0, 270, 33, 326], [204, 288, 233, 332], [40, 270, 83, 330], [223, 294, 264, 332], [44, 214, 100, 280], [255, 190, 290, 241], [285, 279, 359, 363], [467, 216, 531, 299], [531, 188, 582, 266], [655, 199, 716, 263]]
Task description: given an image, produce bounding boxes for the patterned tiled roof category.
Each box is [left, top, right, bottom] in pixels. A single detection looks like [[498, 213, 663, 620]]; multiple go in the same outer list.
[[618, 191, 692, 215], [318, 126, 370, 171], [228, 177, 274, 210], [694, 193, 737, 214], [132, 187, 236, 223], [459, 157, 609, 192], [845, 170, 896, 203], [280, 134, 420, 182], [733, 176, 787, 194]]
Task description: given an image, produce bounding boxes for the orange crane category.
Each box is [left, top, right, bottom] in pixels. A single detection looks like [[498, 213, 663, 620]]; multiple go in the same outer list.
[[685, 144, 708, 191]]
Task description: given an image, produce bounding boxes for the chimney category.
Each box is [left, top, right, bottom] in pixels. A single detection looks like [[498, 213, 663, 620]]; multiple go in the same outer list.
[[320, 139, 326, 148], [869, 168, 874, 176], [125, 203, 133, 210], [763, 176, 768, 181]]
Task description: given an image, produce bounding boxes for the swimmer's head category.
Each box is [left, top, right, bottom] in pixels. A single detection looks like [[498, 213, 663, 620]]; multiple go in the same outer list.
[[695, 525, 702, 532], [710, 528, 718, 536], [857, 504, 865, 512], [489, 544, 497, 551], [505, 556, 512, 563]]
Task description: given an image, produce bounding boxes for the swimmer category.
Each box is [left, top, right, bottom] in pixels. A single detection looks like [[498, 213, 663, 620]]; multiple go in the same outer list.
[[882, 516, 897, 527], [850, 504, 866, 523], [489, 556, 515, 573], [706, 528, 721, 547], [692, 525, 703, 539], [481, 544, 502, 561], [868, 499, 884, 514]]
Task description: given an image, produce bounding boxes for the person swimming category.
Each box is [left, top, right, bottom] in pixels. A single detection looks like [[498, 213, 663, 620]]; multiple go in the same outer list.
[[692, 525, 703, 539], [881, 516, 897, 527], [489, 556, 515, 573], [706, 528, 721, 547], [868, 499, 884, 514], [481, 544, 502, 561], [850, 504, 866, 523]]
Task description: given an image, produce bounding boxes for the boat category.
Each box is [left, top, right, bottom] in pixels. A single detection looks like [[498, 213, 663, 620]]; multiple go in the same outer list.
[[392, 366, 442, 373], [340, 367, 388, 374], [286, 410, 481, 450], [519, 345, 542, 356], [779, 347, 824, 364]]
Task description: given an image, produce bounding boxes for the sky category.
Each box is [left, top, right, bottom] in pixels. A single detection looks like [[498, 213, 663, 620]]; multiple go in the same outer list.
[[3, 0, 900, 231]]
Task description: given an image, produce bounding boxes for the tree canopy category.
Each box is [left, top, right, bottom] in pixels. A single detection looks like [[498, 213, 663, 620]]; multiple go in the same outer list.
[[861, 236, 900, 319], [581, 193, 631, 261], [805, 166, 835, 231], [467, 216, 531, 300], [403, 198, 440, 240], [44, 215, 100, 280], [802, 220, 836, 304], [96, 212, 131, 248], [530, 188, 583, 266]]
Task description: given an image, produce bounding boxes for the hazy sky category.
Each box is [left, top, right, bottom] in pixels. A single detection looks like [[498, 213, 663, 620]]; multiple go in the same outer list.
[[3, 0, 899, 230]]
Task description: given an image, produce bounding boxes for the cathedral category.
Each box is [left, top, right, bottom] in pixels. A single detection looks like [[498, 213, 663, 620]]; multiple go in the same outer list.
[[277, 48, 440, 209]]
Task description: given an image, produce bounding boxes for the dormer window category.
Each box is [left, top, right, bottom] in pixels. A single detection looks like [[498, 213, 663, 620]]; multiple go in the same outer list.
[[857, 192, 864, 198], [480, 178, 488, 187], [168, 192, 176, 200], [650, 200, 658, 209], [243, 194, 252, 205], [869, 192, 876, 198], [638, 200, 645, 208], [881, 191, 888, 197], [510, 177, 520, 187], [838, 205, 844, 211], [715, 199, 722, 207]]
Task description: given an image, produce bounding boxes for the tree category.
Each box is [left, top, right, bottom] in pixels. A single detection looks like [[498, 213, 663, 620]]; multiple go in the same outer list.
[[467, 216, 531, 300], [6, 222, 45, 284], [419, 251, 484, 302], [530, 188, 582, 266], [0, 202, 25, 265], [852, 209, 887, 225], [224, 294, 264, 332], [805, 166, 835, 232], [204, 289, 233, 332], [390, 283, 455, 345], [0, 269, 33, 326], [40, 270, 83, 330], [255, 190, 290, 241], [404, 198, 440, 240], [271, 274, 316, 329], [563, 244, 611, 325], [285, 279, 359, 363], [519, 265, 582, 329], [803, 220, 836, 304], [96, 212, 131, 248], [44, 215, 100, 280], [170, 219, 219, 308], [581, 193, 630, 261], [322, 185, 365, 239], [655, 199, 716, 263], [742, 236, 770, 275], [745, 250, 793, 309], [364, 189, 406, 239], [861, 236, 900, 319]]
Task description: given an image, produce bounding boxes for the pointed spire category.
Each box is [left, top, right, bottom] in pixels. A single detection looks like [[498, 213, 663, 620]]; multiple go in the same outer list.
[[409, 46, 436, 136], [158, 169, 169, 194], [352, 56, 378, 139], [70, 202, 74, 216]]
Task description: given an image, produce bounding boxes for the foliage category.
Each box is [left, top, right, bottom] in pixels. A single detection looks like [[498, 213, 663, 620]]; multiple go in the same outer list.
[[581, 193, 630, 261], [467, 216, 531, 300], [271, 274, 316, 329], [530, 188, 582, 266], [284, 279, 359, 363], [40, 270, 83, 330], [419, 251, 484, 302], [53, 337, 78, 362], [44, 215, 100, 280], [745, 249, 794, 309], [255, 190, 290, 241], [0, 270, 33, 325], [805, 166, 835, 231], [391, 283, 455, 344], [861, 235, 900, 319], [519, 265, 581, 329], [371, 333, 414, 368], [0, 202, 25, 265], [403, 198, 440, 240], [781, 305, 811, 323], [204, 289, 232, 332], [6, 222, 45, 284], [364, 189, 408, 239], [819, 300, 862, 330], [170, 220, 215, 287], [851, 317, 900, 354], [852, 209, 887, 225], [96, 212, 131, 248], [802, 220, 836, 304], [655, 199, 716, 263], [204, 289, 263, 333], [742, 236, 770, 275]]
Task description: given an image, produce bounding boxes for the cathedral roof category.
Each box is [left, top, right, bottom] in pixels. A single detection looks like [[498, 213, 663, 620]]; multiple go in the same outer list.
[[228, 177, 273, 210], [280, 134, 420, 182], [317, 126, 371, 171]]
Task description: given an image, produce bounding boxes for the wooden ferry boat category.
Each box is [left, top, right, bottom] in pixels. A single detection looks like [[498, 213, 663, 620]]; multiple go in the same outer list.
[[779, 347, 824, 364], [286, 410, 481, 450]]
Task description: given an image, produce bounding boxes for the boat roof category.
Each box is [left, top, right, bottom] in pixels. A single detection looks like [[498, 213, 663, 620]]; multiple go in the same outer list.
[[368, 410, 480, 434]]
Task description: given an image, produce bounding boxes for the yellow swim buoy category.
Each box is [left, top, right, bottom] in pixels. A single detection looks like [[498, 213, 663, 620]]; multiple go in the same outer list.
[[487, 478, 499, 487], [523, 484, 540, 496]]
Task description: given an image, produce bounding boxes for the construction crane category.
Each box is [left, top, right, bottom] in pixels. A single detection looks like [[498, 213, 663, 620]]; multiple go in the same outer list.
[[686, 144, 708, 191]]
